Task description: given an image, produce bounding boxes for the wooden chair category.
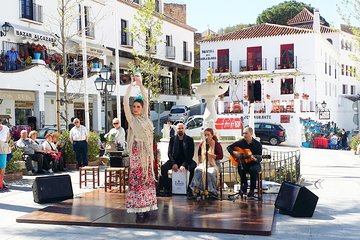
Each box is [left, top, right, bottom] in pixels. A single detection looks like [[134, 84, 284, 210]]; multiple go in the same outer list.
[[104, 167, 128, 193], [79, 166, 100, 189]]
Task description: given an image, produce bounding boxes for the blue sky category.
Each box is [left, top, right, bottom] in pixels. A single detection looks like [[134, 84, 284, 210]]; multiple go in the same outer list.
[[166, 0, 345, 32]]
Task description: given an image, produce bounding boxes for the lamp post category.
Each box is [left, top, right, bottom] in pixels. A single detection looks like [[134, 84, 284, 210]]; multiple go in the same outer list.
[[1, 22, 12, 37], [94, 67, 115, 132]]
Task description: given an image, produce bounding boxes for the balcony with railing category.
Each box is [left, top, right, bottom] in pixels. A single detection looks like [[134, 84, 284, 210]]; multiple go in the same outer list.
[[165, 46, 175, 59], [239, 58, 267, 72], [20, 1, 43, 23], [275, 56, 297, 69], [214, 61, 232, 73], [77, 20, 95, 39], [183, 51, 192, 63], [219, 98, 315, 115]]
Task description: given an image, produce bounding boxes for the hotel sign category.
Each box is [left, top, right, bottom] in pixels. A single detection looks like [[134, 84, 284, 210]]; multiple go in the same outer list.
[[200, 49, 216, 61], [15, 29, 55, 43], [319, 109, 330, 120]]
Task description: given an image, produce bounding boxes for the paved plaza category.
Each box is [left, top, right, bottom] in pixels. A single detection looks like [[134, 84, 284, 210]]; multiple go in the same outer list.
[[1, 146, 360, 240]]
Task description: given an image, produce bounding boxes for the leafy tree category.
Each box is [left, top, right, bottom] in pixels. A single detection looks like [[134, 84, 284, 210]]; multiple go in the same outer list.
[[47, 0, 82, 128], [338, 0, 360, 70], [256, 1, 329, 26], [218, 23, 255, 35], [128, 0, 163, 98]]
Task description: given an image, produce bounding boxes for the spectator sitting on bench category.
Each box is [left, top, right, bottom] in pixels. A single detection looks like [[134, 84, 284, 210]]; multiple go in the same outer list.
[[16, 130, 45, 175], [29, 130, 51, 173], [42, 133, 65, 172]]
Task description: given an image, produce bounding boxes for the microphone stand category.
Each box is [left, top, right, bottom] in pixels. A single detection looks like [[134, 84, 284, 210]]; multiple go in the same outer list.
[[204, 138, 209, 198]]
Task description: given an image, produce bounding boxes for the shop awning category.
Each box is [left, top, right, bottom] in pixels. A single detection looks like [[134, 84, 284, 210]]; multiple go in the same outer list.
[[11, 23, 55, 43], [67, 39, 113, 57], [0, 90, 35, 101]]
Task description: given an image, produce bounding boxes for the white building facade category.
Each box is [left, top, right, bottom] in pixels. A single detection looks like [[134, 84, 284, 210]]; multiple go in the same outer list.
[[200, 8, 360, 146], [0, 0, 197, 132]]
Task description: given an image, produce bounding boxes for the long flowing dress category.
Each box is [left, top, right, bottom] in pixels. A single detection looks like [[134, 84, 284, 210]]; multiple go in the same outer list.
[[124, 82, 158, 213], [190, 140, 223, 195]]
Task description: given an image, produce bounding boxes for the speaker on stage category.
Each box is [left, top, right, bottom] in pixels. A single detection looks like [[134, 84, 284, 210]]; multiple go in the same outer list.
[[275, 182, 318, 217], [32, 174, 73, 204]]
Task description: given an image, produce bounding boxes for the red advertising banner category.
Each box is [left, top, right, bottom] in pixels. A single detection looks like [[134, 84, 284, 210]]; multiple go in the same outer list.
[[215, 117, 242, 130]]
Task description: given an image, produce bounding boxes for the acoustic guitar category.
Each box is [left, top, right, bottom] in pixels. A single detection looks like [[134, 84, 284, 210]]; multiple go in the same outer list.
[[229, 147, 271, 166]]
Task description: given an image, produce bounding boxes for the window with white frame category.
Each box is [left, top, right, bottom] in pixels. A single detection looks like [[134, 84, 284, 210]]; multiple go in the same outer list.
[[342, 84, 348, 94], [351, 85, 356, 95]]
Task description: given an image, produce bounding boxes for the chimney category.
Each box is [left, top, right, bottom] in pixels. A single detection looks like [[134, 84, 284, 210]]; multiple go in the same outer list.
[[313, 8, 321, 33]]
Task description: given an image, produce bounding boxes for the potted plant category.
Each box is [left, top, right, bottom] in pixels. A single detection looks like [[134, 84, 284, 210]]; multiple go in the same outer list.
[[294, 92, 299, 99], [4, 140, 24, 181], [266, 94, 270, 100], [32, 44, 45, 60]]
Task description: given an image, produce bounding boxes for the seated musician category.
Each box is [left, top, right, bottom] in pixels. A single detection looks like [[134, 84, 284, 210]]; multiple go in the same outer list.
[[227, 127, 262, 198], [189, 128, 223, 198]]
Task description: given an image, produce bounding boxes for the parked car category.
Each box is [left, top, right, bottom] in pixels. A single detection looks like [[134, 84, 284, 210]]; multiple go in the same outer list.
[[37, 127, 58, 145], [168, 105, 190, 122], [254, 122, 286, 145]]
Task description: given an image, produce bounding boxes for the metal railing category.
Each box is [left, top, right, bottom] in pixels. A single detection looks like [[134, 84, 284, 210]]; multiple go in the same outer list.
[[275, 56, 297, 69], [165, 46, 175, 59], [20, 1, 43, 23], [183, 51, 192, 62], [239, 58, 267, 71], [220, 149, 300, 188]]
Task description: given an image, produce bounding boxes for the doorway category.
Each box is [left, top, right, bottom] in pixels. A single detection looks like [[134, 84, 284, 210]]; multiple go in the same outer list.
[[247, 80, 262, 102]]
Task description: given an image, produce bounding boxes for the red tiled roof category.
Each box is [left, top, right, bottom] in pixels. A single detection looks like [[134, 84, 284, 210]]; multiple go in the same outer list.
[[287, 8, 325, 25], [295, 23, 338, 33], [201, 23, 313, 43]]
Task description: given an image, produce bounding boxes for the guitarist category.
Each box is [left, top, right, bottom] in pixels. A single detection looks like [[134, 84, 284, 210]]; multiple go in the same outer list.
[[227, 127, 262, 198]]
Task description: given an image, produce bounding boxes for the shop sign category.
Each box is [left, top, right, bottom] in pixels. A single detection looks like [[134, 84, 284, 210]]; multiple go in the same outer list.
[[319, 110, 330, 120], [15, 29, 55, 43]]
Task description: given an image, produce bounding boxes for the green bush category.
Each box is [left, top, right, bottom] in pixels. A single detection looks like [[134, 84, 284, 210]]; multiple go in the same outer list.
[[350, 134, 360, 151], [6, 140, 23, 174], [59, 130, 100, 164]]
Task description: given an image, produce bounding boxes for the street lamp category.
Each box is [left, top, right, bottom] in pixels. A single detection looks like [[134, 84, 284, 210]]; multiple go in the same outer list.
[[94, 67, 115, 132], [1, 22, 12, 37], [321, 100, 327, 109]]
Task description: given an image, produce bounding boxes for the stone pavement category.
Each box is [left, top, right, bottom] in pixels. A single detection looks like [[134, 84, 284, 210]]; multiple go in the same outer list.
[[1, 147, 360, 240]]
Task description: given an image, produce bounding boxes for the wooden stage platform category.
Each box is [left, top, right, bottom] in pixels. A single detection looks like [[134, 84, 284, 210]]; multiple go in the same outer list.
[[17, 190, 276, 236]]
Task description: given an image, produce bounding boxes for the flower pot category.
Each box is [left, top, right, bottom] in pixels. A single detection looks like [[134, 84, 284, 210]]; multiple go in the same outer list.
[[302, 142, 310, 148], [4, 172, 23, 182], [33, 52, 41, 60], [93, 63, 99, 68]]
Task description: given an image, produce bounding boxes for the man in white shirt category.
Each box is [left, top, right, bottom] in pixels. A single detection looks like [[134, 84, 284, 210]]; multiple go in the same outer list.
[[69, 118, 89, 168], [104, 118, 126, 149]]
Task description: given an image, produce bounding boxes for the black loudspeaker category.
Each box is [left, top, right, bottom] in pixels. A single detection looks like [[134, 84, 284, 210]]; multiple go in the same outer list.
[[275, 182, 318, 217], [32, 174, 73, 204]]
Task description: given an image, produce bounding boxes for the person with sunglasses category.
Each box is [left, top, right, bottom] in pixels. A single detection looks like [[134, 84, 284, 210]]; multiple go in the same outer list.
[[104, 118, 126, 150], [69, 118, 89, 168]]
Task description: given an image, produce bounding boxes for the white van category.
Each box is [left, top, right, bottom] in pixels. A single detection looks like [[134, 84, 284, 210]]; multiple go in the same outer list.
[[168, 105, 190, 122]]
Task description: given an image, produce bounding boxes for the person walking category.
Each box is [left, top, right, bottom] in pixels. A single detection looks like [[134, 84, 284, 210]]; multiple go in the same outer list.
[[123, 71, 157, 219], [69, 118, 89, 168]]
